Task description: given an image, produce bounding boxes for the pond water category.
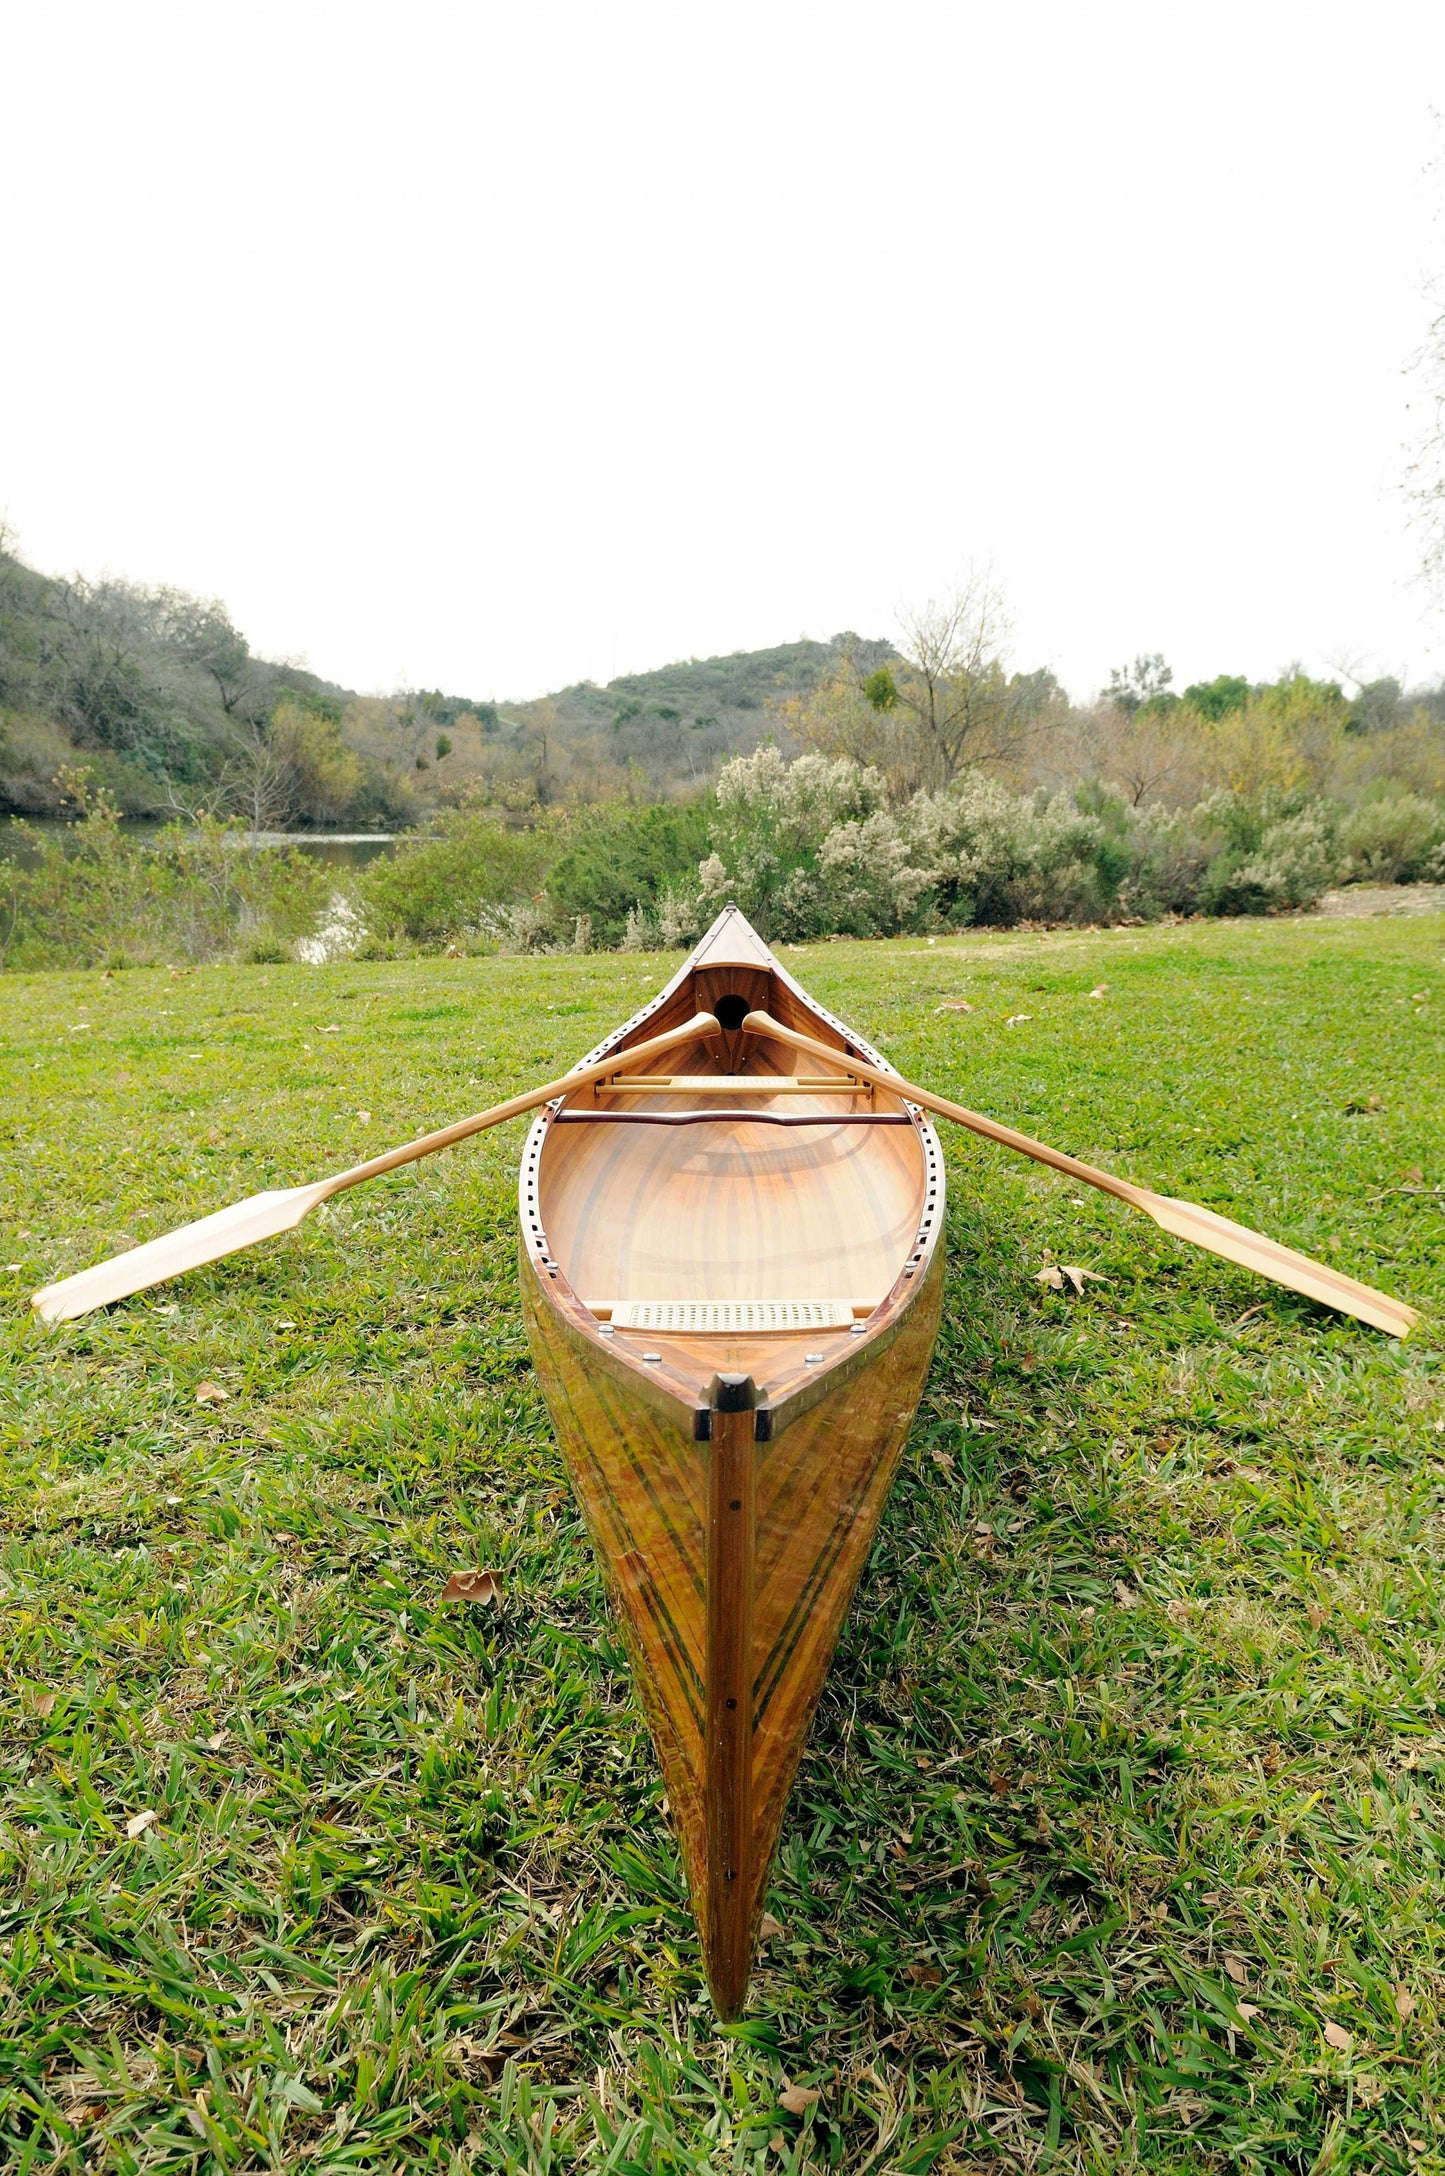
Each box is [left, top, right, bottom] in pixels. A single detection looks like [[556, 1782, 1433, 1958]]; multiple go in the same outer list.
[[0, 819, 400, 870]]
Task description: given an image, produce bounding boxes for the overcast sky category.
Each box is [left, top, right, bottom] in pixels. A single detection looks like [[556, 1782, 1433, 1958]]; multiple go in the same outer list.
[[3, 1, 1444, 704]]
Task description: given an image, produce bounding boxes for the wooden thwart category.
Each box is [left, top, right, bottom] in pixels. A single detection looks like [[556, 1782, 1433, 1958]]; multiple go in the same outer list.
[[592, 1073, 868, 1096], [742, 1009, 1417, 1337]]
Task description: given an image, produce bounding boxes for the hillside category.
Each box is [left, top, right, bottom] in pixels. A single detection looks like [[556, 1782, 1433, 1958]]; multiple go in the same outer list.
[[0, 540, 892, 823], [490, 634, 897, 803]]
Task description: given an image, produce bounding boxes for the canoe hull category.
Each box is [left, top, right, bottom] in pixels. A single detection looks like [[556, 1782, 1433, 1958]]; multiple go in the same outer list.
[[521, 1230, 945, 2014], [518, 905, 947, 2014]]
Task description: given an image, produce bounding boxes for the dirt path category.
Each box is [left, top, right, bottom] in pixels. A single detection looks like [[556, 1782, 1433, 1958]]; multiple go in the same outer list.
[[1315, 883, 1445, 918]]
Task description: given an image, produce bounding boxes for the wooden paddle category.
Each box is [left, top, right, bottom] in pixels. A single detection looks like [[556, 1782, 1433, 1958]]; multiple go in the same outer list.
[[744, 1010, 1418, 1337], [31, 1012, 722, 1324]]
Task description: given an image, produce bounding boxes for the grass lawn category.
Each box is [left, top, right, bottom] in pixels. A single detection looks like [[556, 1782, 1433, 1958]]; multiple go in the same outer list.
[[2, 915, 1443, 2175]]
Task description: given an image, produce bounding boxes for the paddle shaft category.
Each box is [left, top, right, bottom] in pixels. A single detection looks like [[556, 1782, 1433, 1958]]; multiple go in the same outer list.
[[742, 1010, 1145, 1207], [30, 1012, 721, 1322], [743, 1009, 1416, 1334], [311, 1009, 722, 1202]]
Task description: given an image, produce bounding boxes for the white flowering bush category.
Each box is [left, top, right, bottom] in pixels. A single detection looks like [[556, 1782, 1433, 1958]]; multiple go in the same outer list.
[[473, 900, 556, 953], [699, 751, 1123, 935], [699, 747, 894, 936], [904, 776, 1111, 926]]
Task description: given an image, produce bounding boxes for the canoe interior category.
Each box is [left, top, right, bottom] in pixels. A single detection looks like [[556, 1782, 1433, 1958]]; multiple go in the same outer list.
[[519, 907, 947, 2016], [529, 912, 940, 1403]]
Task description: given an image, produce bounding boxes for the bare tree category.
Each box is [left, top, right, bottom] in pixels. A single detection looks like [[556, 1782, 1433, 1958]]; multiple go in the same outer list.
[[1090, 702, 1187, 806], [157, 592, 263, 719], [1409, 353, 1445, 597], [893, 572, 1052, 787], [221, 715, 293, 833], [1407, 135, 1445, 603]]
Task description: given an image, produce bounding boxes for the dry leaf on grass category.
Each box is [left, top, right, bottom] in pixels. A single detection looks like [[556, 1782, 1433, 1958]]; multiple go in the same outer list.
[[935, 999, 974, 1013], [125, 1809, 159, 1839], [1114, 1582, 1138, 1607], [778, 2083, 821, 2115], [442, 1567, 501, 1605], [1223, 1955, 1249, 1987], [1237, 2002, 1261, 2023], [194, 1382, 228, 1406], [759, 1913, 784, 1940], [1395, 1985, 1416, 2020], [34, 1691, 57, 1718], [1004, 1013, 1033, 1028], [322, 1024, 341, 1033], [930, 1449, 955, 1472], [205, 1730, 228, 1752], [356, 1109, 372, 1123], [1322, 2020, 1353, 2051], [1036, 1264, 1108, 1296], [1307, 1602, 1327, 1629], [1089, 984, 1108, 998]]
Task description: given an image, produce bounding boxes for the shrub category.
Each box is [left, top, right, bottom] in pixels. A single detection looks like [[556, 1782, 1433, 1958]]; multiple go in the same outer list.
[[544, 801, 711, 947], [1170, 791, 1339, 915], [0, 784, 329, 970], [905, 776, 1114, 926], [699, 747, 893, 937], [700, 752, 1128, 935], [1220, 809, 1342, 912], [473, 900, 556, 954], [1341, 791, 1445, 883], [295, 893, 368, 964], [354, 811, 557, 943]]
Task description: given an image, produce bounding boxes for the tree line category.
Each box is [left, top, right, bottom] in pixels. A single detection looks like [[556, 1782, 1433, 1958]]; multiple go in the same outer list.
[[5, 548, 1445, 969], [0, 536, 881, 823]]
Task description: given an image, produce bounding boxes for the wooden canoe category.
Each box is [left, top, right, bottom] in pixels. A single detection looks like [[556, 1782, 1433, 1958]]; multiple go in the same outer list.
[[520, 904, 945, 2016]]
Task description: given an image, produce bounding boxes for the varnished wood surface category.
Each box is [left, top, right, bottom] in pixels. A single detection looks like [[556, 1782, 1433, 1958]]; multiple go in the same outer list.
[[518, 905, 948, 2016], [705, 1393, 757, 2016], [521, 1239, 944, 2016]]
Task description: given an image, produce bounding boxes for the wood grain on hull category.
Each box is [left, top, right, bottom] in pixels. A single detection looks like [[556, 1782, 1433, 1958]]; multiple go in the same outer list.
[[520, 1234, 943, 2015]]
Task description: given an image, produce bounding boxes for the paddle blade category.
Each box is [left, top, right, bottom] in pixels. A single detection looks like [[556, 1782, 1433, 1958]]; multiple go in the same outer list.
[[1141, 1190, 1419, 1337], [30, 1185, 326, 1324]]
